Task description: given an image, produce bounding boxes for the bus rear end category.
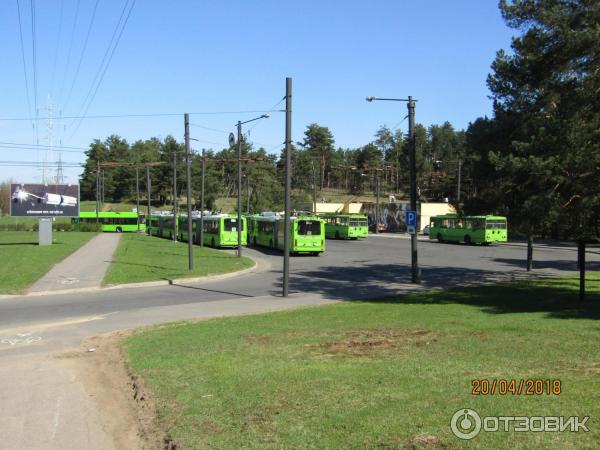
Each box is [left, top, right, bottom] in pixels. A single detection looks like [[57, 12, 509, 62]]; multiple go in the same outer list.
[[219, 217, 247, 247], [348, 216, 368, 238], [294, 218, 325, 254], [484, 217, 508, 243]]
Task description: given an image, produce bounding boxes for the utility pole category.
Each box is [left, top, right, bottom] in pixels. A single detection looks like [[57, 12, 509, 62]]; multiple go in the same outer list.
[[237, 120, 243, 258], [200, 149, 205, 248], [146, 166, 151, 233], [95, 162, 100, 223], [311, 160, 317, 214], [136, 167, 140, 232], [173, 142, 178, 242], [457, 159, 462, 203], [375, 171, 380, 234], [283, 77, 292, 297], [246, 175, 251, 213], [408, 96, 420, 283], [184, 113, 194, 269]]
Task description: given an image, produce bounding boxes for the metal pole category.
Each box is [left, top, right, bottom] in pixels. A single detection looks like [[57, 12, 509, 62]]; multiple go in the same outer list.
[[136, 167, 140, 232], [200, 150, 205, 248], [457, 159, 462, 202], [185, 113, 194, 269], [375, 170, 380, 234], [95, 163, 99, 223], [237, 121, 242, 257], [173, 141, 177, 241], [246, 175, 251, 213], [146, 166, 151, 234], [578, 240, 586, 301], [311, 160, 317, 213], [408, 96, 420, 283], [283, 77, 292, 297], [101, 169, 105, 203]]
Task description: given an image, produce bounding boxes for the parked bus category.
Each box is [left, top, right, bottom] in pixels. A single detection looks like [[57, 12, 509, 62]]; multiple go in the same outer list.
[[72, 211, 145, 233], [248, 214, 325, 255], [148, 214, 174, 238], [429, 214, 507, 244], [320, 213, 368, 239], [177, 214, 247, 248]]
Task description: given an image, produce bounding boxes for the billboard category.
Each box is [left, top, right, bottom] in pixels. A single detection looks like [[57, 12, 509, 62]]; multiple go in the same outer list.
[[10, 183, 80, 217]]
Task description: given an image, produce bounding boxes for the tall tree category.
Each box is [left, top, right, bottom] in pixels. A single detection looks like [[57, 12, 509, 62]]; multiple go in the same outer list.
[[488, 0, 600, 293], [300, 124, 335, 190]]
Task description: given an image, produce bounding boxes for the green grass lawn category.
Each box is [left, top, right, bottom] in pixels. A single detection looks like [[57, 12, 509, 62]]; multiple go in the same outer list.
[[103, 234, 254, 286], [0, 231, 96, 294], [125, 275, 600, 449]]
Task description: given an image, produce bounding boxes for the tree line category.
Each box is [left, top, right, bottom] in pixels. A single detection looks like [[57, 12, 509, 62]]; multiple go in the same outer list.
[[80, 0, 599, 241]]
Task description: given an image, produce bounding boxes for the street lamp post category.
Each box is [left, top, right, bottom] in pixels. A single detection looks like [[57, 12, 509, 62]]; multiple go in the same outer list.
[[233, 114, 269, 257], [366, 95, 421, 283]]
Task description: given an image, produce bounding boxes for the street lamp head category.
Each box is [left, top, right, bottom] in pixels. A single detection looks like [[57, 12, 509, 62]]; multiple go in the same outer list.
[[366, 96, 375, 102]]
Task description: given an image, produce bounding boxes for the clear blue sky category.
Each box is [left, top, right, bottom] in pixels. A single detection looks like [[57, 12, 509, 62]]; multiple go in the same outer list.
[[0, 0, 515, 183]]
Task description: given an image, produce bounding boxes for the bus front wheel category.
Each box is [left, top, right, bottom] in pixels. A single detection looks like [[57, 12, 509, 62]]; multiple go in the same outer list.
[[116, 227, 122, 233], [464, 235, 472, 245], [437, 233, 443, 243]]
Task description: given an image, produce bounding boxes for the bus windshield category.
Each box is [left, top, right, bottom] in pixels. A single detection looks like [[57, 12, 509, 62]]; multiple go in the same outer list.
[[298, 220, 321, 236], [486, 220, 507, 229], [224, 218, 244, 231], [350, 219, 367, 227]]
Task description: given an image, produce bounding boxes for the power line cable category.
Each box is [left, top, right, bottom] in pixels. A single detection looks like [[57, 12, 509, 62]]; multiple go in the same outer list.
[[62, 0, 100, 113], [50, 0, 64, 94], [0, 141, 88, 150], [30, 0, 38, 121], [0, 110, 275, 121], [67, 0, 136, 141], [15, 0, 33, 123], [58, 0, 81, 102]]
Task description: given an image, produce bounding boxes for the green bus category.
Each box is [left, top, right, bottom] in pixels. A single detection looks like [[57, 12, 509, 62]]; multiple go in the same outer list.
[[72, 211, 146, 233], [429, 214, 507, 244], [248, 214, 325, 255], [148, 214, 175, 238], [177, 214, 247, 248], [320, 213, 368, 239]]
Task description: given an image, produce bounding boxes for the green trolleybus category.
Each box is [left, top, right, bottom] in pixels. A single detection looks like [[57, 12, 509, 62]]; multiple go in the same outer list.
[[429, 214, 507, 244], [73, 211, 146, 233], [320, 213, 368, 239], [248, 214, 325, 255], [178, 214, 247, 248]]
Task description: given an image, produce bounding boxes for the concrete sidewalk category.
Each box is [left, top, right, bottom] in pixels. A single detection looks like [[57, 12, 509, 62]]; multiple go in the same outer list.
[[28, 234, 121, 293]]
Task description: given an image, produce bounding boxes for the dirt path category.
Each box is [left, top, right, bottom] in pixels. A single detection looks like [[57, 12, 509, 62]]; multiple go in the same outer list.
[[29, 233, 121, 293]]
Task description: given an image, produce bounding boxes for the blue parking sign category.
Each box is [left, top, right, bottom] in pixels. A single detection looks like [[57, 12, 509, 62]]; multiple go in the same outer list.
[[406, 210, 417, 227]]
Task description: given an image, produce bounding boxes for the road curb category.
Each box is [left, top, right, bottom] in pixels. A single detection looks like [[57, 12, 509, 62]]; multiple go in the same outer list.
[[0, 259, 258, 300]]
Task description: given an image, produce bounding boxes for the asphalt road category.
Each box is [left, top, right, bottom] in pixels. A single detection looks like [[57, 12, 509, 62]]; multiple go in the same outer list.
[[1, 235, 598, 339]]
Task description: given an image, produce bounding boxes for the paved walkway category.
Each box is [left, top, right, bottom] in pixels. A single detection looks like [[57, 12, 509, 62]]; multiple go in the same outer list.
[[29, 234, 122, 293]]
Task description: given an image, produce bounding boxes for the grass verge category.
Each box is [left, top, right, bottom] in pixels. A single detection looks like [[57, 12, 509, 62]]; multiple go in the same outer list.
[[124, 275, 600, 449], [103, 234, 254, 286], [0, 231, 97, 294]]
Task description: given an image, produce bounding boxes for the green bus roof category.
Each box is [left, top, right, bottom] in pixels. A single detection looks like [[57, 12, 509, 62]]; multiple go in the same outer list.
[[79, 211, 141, 218], [431, 214, 506, 220]]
